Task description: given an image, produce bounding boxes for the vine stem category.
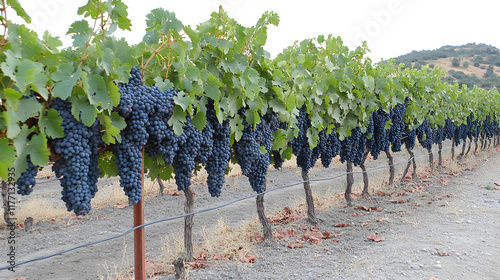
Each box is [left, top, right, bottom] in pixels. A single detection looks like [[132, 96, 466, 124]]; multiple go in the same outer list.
[[78, 1, 101, 68], [140, 36, 172, 76], [0, 0, 9, 54]]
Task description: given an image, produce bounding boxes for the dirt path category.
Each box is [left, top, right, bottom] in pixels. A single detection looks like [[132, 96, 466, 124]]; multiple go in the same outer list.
[[186, 149, 500, 280], [1, 142, 499, 280]]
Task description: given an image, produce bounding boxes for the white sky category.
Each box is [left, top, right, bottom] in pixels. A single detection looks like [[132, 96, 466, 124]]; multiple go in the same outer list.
[[12, 0, 500, 62]]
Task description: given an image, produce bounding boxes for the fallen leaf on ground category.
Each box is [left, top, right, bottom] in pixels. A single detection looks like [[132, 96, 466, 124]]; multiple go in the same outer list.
[[274, 228, 298, 240], [288, 243, 303, 249], [193, 248, 208, 261], [185, 262, 207, 269], [114, 203, 128, 209], [303, 229, 323, 244], [333, 223, 349, 227], [389, 199, 405, 204], [322, 231, 335, 239], [355, 206, 370, 211], [211, 253, 231, 261], [367, 232, 385, 242], [376, 215, 389, 222], [370, 206, 383, 212], [239, 252, 256, 263], [376, 191, 386, 196], [495, 182, 500, 186]]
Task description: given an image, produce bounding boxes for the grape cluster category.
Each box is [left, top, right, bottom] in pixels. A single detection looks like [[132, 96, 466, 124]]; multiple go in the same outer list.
[[16, 156, 39, 195], [290, 107, 320, 171], [467, 113, 478, 140], [432, 127, 445, 145], [453, 124, 468, 146], [444, 118, 456, 140], [416, 119, 433, 149], [367, 109, 390, 160], [114, 67, 152, 204], [403, 128, 416, 150], [389, 103, 407, 152], [318, 129, 341, 168], [340, 127, 365, 166], [50, 98, 101, 215], [116, 67, 223, 200], [205, 102, 231, 196], [233, 110, 277, 193]]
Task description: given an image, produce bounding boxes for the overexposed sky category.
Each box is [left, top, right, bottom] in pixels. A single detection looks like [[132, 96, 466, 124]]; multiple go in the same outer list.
[[12, 0, 500, 62]]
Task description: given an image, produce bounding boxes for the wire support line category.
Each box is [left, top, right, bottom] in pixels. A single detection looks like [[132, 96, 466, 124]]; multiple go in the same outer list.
[[0, 142, 494, 271]]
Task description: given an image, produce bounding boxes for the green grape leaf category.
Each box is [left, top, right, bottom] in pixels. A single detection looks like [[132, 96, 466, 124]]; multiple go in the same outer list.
[[99, 112, 124, 144], [13, 126, 50, 178], [52, 64, 82, 99], [69, 89, 98, 126], [168, 105, 186, 135], [204, 75, 222, 100], [98, 151, 119, 177], [6, 0, 31, 23], [39, 108, 64, 138], [77, 0, 99, 17], [153, 77, 174, 91], [191, 110, 206, 131], [0, 138, 16, 181], [42, 31, 63, 52], [88, 74, 114, 111], [67, 20, 93, 48], [109, 0, 132, 31], [3, 88, 23, 110]]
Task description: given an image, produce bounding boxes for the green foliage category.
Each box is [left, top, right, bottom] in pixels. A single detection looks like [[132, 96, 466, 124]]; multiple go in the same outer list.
[[0, 0, 499, 187]]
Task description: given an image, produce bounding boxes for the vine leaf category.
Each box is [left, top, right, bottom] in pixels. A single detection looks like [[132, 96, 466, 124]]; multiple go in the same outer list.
[[153, 77, 174, 91], [6, 0, 31, 23], [39, 108, 64, 138], [99, 112, 125, 144], [191, 110, 206, 131], [52, 64, 82, 100], [0, 138, 16, 181], [0, 53, 49, 99], [3, 88, 23, 110], [167, 105, 187, 135], [69, 89, 98, 126], [204, 75, 222, 100], [67, 20, 93, 48], [88, 74, 116, 111], [13, 126, 49, 179]]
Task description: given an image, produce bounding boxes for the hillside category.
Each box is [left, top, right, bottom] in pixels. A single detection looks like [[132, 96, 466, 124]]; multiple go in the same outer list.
[[393, 43, 500, 90]]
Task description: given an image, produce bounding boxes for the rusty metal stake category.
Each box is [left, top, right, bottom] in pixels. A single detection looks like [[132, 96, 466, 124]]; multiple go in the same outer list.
[[134, 149, 145, 280]]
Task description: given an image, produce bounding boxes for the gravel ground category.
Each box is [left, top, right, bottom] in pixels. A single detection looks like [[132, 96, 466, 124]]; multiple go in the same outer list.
[[1, 141, 499, 280]]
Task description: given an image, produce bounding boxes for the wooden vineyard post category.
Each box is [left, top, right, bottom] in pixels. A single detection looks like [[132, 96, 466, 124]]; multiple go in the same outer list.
[[134, 149, 146, 280]]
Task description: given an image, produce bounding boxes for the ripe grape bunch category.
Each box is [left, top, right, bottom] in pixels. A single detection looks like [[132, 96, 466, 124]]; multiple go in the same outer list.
[[16, 155, 40, 196], [290, 106, 320, 171], [340, 127, 365, 166], [233, 110, 277, 193], [367, 109, 390, 160], [389, 102, 407, 152], [50, 98, 102, 216], [416, 119, 433, 149], [204, 101, 231, 196]]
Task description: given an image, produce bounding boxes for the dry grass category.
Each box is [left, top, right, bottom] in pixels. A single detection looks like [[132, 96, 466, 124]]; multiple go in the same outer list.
[[15, 197, 71, 223], [160, 229, 186, 261], [200, 216, 260, 259]]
